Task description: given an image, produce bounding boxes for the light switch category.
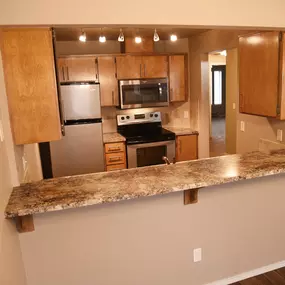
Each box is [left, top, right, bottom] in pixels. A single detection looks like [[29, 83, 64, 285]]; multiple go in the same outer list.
[[193, 248, 202, 262], [0, 120, 4, 142], [240, 121, 245, 132], [277, 129, 283, 142]]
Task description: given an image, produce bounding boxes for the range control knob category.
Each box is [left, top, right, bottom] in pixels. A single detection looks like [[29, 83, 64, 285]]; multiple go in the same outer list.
[[154, 114, 159, 118], [121, 116, 125, 120], [150, 114, 153, 118], [126, 116, 130, 120]]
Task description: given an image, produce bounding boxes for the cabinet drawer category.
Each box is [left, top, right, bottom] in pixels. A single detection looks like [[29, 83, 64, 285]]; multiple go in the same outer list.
[[105, 142, 125, 153], [105, 152, 126, 165], [106, 163, 126, 171]]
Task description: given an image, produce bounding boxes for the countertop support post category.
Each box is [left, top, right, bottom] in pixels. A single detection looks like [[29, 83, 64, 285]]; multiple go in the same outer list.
[[184, 188, 200, 204], [15, 215, 35, 233]]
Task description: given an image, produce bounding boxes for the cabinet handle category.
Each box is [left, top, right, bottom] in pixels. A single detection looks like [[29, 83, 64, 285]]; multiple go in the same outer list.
[[109, 157, 122, 162], [112, 91, 114, 105], [62, 67, 65, 81], [108, 147, 121, 152], [66, 66, 70, 81]]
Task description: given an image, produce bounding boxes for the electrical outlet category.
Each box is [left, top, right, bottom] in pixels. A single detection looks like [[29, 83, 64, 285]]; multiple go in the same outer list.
[[277, 129, 283, 142], [240, 121, 245, 132], [0, 120, 4, 142], [233, 103, 236, 110], [193, 248, 202, 262], [184, 111, 189, 119]]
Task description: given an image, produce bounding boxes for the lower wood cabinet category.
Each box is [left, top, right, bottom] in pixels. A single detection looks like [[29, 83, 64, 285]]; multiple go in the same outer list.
[[104, 142, 127, 171], [1, 28, 62, 145], [176, 134, 198, 162]]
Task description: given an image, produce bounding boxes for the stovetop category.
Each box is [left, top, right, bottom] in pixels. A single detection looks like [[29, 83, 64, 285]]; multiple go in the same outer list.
[[117, 122, 175, 145]]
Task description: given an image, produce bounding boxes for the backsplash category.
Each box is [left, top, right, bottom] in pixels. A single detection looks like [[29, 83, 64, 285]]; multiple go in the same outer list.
[[102, 102, 190, 133]]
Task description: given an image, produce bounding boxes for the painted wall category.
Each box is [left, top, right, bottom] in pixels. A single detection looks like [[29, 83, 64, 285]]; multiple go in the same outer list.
[[1, 0, 285, 27], [0, 54, 27, 285], [19, 174, 285, 285]]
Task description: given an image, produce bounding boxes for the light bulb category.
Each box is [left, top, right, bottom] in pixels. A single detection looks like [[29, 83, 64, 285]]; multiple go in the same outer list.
[[99, 35, 106, 43], [153, 29, 159, 42], [79, 32, 86, 42], [118, 29, 124, 42], [170, 34, 177, 42], [135, 36, 142, 44]]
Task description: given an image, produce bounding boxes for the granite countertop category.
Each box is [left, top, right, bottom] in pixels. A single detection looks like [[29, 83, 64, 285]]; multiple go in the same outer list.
[[103, 132, 126, 143], [164, 126, 199, 136], [5, 150, 285, 218]]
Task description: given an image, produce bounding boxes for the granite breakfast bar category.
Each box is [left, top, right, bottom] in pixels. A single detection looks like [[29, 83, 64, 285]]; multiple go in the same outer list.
[[5, 150, 285, 232]]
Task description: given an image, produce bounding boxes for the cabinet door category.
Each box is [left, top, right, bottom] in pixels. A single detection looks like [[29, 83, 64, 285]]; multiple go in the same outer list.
[[98, 56, 119, 106], [239, 32, 279, 117], [176, 135, 198, 162], [142, 56, 168, 78], [1, 28, 62, 144], [57, 58, 67, 82], [116, 56, 142, 79], [169, 55, 186, 102], [64, 57, 98, 82]]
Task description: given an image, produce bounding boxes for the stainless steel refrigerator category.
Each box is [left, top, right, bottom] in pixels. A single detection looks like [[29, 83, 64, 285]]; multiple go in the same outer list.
[[49, 82, 105, 178]]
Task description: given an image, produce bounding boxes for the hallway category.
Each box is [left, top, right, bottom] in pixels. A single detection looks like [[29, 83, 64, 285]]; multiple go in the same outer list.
[[210, 117, 226, 157]]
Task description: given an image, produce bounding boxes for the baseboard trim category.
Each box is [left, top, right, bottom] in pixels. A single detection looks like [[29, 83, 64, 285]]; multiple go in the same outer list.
[[205, 260, 285, 285]]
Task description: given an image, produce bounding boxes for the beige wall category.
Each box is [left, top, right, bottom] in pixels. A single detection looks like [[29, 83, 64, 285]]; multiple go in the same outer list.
[[0, 54, 27, 285], [1, 0, 285, 27], [226, 49, 238, 154], [19, 174, 285, 285]]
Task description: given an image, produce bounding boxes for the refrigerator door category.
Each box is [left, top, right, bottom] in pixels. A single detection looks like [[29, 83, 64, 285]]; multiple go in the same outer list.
[[50, 122, 105, 177], [61, 83, 101, 120]]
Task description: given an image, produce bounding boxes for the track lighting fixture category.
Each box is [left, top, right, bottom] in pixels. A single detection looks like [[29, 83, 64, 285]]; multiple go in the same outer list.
[[79, 31, 86, 42], [153, 29, 159, 42], [135, 36, 142, 44], [99, 29, 106, 43], [170, 34, 178, 42], [118, 29, 124, 42]]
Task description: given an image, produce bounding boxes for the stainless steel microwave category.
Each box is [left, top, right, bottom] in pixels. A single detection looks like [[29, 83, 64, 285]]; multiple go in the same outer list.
[[119, 78, 169, 109]]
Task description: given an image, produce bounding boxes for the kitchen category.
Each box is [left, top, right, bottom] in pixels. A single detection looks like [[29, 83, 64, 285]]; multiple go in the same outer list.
[[25, 27, 200, 179]]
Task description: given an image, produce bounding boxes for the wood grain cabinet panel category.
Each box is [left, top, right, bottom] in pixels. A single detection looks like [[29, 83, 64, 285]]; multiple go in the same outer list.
[[105, 142, 125, 153], [239, 32, 280, 117], [1, 28, 62, 145], [176, 135, 198, 162], [97, 56, 118, 106], [169, 55, 186, 102], [116, 56, 142, 79], [142, 56, 168, 78], [64, 57, 98, 82]]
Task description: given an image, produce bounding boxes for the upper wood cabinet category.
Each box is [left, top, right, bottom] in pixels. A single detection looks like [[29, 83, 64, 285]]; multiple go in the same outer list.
[[57, 57, 98, 82], [116, 55, 142, 79], [116, 55, 168, 79], [142, 56, 168, 78], [1, 28, 62, 145], [169, 55, 187, 102], [176, 134, 198, 162], [97, 56, 119, 106], [124, 38, 154, 53], [239, 31, 285, 119]]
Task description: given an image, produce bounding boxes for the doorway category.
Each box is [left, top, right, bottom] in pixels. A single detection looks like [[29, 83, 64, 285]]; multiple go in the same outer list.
[[209, 53, 227, 157]]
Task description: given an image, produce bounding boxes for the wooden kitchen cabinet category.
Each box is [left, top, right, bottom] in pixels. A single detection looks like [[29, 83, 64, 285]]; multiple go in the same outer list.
[[104, 142, 127, 171], [176, 135, 198, 162], [169, 55, 186, 102], [239, 31, 285, 119], [116, 55, 142, 79], [57, 57, 98, 82], [97, 56, 119, 106], [1, 28, 62, 145], [116, 55, 168, 79], [142, 56, 168, 78]]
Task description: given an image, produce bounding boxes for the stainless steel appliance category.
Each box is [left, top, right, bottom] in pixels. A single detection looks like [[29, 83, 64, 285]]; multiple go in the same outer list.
[[119, 78, 169, 109], [48, 82, 104, 178], [117, 112, 175, 168]]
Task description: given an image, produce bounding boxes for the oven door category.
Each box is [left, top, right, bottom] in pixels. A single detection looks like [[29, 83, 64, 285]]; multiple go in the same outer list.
[[119, 78, 169, 109], [127, 140, 175, 168]]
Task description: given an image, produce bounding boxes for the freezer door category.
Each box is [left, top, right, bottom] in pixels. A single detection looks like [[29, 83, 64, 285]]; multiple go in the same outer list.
[[50, 123, 105, 177], [61, 84, 101, 120]]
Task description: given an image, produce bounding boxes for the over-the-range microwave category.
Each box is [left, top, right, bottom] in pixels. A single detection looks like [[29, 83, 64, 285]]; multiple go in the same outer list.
[[118, 78, 169, 109]]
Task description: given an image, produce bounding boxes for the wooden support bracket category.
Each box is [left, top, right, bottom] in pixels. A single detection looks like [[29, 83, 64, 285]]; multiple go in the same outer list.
[[15, 215, 35, 233], [184, 188, 200, 205]]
